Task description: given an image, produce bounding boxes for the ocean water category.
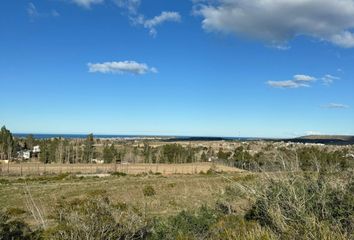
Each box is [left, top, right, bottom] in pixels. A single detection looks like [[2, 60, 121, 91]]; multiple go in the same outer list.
[[13, 133, 159, 139], [13, 133, 249, 140]]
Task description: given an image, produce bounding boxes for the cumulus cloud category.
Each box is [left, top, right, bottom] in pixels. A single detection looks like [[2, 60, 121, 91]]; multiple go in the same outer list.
[[267, 74, 316, 88], [196, 0, 354, 48], [322, 74, 340, 85], [322, 103, 350, 109], [88, 61, 157, 75], [72, 0, 104, 8]]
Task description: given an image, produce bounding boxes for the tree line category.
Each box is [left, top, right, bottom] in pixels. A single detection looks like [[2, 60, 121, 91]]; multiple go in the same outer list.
[[0, 126, 211, 164]]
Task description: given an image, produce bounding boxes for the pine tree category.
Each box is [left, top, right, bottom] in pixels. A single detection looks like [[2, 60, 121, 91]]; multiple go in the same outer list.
[[83, 133, 94, 163]]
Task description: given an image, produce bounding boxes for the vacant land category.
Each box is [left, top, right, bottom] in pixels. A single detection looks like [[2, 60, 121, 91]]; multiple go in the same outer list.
[[0, 170, 253, 226]]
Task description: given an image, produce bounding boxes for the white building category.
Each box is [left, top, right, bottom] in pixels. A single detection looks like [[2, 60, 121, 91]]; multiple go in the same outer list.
[[23, 151, 31, 160], [33, 145, 40, 153]]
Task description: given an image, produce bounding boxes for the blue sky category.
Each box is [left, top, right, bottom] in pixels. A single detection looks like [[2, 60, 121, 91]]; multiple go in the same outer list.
[[0, 0, 353, 138]]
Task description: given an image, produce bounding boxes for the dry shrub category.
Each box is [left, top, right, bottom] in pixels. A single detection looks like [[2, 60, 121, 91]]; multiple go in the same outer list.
[[209, 215, 276, 240], [46, 196, 149, 240], [244, 173, 354, 239]]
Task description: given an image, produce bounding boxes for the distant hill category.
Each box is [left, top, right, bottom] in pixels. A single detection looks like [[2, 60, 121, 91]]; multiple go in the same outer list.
[[298, 135, 354, 141], [284, 135, 354, 145]]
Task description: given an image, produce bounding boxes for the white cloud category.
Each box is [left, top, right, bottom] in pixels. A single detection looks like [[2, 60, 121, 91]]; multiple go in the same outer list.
[[114, 0, 181, 36], [330, 31, 354, 48], [72, 0, 104, 8], [267, 80, 306, 89], [322, 103, 349, 109], [293, 75, 317, 82], [144, 12, 181, 36], [267, 74, 316, 89], [322, 74, 340, 85], [196, 0, 354, 48], [88, 61, 157, 75]]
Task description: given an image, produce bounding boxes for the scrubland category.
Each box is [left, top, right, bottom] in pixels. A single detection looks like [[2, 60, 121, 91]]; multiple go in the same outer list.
[[1, 163, 353, 239]]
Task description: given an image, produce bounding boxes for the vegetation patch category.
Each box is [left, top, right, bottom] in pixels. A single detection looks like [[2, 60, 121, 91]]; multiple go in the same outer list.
[[143, 185, 156, 197]]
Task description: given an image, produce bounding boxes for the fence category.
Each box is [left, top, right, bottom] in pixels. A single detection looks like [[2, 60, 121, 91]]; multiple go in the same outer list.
[[0, 162, 242, 176]]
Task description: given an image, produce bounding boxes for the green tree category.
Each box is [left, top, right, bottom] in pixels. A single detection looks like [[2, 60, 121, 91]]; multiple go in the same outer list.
[[103, 144, 116, 163], [25, 134, 35, 150], [83, 133, 94, 163], [0, 126, 15, 160]]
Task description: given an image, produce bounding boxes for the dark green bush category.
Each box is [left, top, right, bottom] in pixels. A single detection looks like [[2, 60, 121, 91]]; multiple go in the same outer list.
[[151, 206, 218, 240], [143, 185, 156, 197], [0, 211, 33, 240], [0, 178, 10, 185]]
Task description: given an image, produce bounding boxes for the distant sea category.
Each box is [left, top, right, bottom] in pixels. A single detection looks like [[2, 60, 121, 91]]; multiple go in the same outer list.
[[13, 133, 162, 139], [13, 133, 251, 141]]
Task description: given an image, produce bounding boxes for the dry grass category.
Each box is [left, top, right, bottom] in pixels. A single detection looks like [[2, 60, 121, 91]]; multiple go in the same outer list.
[[0, 171, 253, 228]]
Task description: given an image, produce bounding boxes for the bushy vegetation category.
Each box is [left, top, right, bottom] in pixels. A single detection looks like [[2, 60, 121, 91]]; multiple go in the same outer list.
[[45, 197, 149, 240], [2, 169, 351, 240], [245, 173, 353, 239], [0, 211, 36, 240], [143, 185, 156, 197], [229, 145, 353, 172]]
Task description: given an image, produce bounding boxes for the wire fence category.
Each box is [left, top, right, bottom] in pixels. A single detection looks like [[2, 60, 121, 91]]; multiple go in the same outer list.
[[0, 162, 242, 176]]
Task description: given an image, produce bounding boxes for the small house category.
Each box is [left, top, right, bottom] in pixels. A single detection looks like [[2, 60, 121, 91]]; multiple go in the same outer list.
[[33, 145, 40, 153]]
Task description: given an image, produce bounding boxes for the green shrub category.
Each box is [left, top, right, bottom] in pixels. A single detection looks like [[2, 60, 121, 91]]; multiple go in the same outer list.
[[0, 211, 33, 240], [209, 215, 276, 240], [151, 206, 218, 240], [0, 178, 10, 185], [143, 185, 156, 197]]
